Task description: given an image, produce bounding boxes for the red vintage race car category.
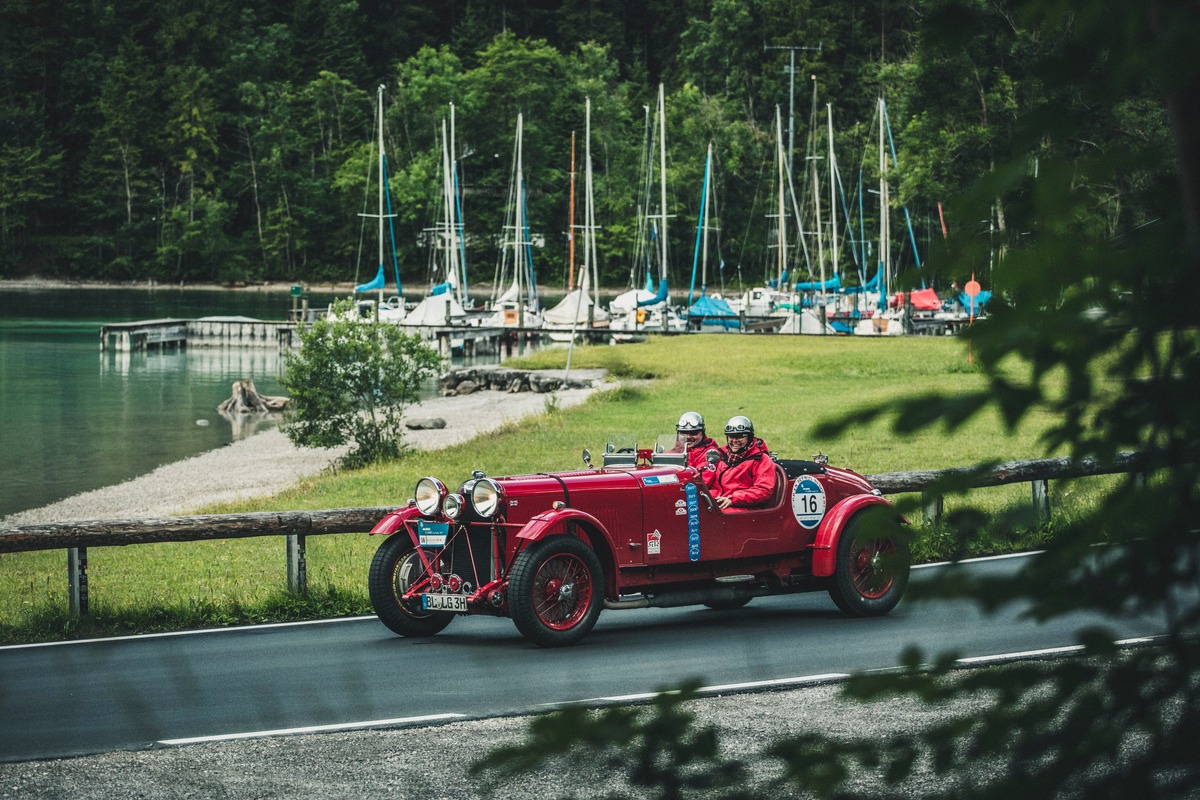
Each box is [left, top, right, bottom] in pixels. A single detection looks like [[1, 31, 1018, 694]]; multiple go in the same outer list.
[[367, 436, 909, 647]]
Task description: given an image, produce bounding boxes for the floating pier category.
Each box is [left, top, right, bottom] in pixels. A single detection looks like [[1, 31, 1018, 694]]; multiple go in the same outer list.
[[100, 318, 299, 351], [97, 317, 554, 356]]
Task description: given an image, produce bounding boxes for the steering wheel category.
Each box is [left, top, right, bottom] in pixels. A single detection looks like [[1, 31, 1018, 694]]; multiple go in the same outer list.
[[616, 447, 635, 453]]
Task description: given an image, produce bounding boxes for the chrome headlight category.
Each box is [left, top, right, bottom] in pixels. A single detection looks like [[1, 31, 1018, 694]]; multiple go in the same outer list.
[[443, 493, 465, 520], [414, 477, 447, 516], [471, 478, 504, 518]]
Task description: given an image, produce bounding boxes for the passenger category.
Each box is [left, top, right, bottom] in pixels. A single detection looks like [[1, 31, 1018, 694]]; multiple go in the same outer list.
[[710, 415, 777, 510], [673, 411, 720, 472]]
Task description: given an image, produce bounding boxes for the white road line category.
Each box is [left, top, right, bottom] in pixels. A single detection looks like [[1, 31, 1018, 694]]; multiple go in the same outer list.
[[157, 713, 467, 746], [913, 551, 1042, 569], [559, 673, 851, 706], [956, 636, 1159, 665], [0, 615, 378, 651]]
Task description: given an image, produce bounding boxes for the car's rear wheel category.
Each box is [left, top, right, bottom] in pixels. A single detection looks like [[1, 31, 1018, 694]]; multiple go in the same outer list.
[[828, 512, 909, 617], [368, 534, 455, 637], [508, 535, 604, 647]]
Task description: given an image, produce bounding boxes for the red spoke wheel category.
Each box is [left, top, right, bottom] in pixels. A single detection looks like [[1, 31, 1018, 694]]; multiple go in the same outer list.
[[508, 536, 604, 647], [828, 512, 910, 617], [368, 534, 455, 637]]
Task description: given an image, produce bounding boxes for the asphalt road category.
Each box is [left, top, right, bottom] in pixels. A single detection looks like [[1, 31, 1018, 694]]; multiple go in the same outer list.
[[0, 553, 1168, 765]]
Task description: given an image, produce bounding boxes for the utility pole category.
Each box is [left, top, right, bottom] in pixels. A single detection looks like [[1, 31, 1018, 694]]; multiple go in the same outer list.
[[764, 43, 822, 180]]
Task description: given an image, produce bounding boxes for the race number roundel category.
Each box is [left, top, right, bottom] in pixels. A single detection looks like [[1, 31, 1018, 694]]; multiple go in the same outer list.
[[791, 476, 827, 529]]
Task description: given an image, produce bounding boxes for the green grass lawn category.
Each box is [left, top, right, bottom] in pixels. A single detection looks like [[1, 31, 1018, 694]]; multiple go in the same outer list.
[[0, 334, 1112, 643]]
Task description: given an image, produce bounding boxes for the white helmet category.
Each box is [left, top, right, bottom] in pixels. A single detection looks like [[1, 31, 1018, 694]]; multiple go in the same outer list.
[[676, 411, 705, 433], [724, 415, 754, 437]]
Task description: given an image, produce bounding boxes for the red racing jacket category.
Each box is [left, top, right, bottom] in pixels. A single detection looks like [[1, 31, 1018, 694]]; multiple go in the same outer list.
[[710, 437, 777, 509], [686, 436, 720, 471]]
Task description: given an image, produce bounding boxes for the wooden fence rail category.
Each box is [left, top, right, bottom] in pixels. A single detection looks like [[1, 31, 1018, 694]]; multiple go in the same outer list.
[[0, 452, 1155, 617]]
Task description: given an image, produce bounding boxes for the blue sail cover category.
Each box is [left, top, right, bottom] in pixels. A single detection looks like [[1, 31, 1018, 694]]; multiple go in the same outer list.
[[687, 294, 739, 330], [355, 265, 386, 293], [794, 274, 842, 292], [959, 290, 992, 315], [637, 278, 669, 307]]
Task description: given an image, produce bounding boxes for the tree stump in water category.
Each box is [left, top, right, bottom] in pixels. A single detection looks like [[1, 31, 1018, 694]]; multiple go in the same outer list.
[[217, 379, 290, 413]]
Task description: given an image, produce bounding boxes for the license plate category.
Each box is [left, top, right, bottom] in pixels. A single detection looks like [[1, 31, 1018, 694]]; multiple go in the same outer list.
[[417, 521, 449, 547], [422, 594, 468, 612]]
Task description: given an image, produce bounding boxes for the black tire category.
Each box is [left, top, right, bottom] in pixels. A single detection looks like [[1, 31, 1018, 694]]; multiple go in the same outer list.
[[827, 512, 910, 617], [704, 597, 752, 611], [508, 535, 604, 647], [368, 534, 454, 637]]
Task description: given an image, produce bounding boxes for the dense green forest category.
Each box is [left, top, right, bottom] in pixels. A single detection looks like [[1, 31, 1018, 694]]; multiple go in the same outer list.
[[0, 0, 1169, 298]]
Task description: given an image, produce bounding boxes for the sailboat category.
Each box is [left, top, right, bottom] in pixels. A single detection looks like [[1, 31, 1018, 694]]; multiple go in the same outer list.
[[543, 98, 610, 340], [684, 142, 738, 332], [609, 84, 685, 339], [335, 84, 406, 324], [406, 104, 473, 328], [483, 113, 542, 329]]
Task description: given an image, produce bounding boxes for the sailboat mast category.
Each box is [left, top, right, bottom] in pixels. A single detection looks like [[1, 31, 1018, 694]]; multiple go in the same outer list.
[[826, 102, 836, 287], [776, 107, 787, 289], [567, 130, 577, 292], [441, 118, 458, 295], [585, 97, 598, 309], [515, 113, 526, 327], [702, 142, 712, 291], [879, 97, 890, 302], [376, 85, 386, 303], [449, 102, 465, 305], [657, 84, 669, 295]]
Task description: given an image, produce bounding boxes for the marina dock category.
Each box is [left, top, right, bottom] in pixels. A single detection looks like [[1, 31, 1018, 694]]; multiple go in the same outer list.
[[100, 318, 299, 351], [97, 317, 569, 357]]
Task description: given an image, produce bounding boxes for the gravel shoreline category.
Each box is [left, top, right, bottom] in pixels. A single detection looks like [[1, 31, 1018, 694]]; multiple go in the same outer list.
[[1, 378, 604, 526]]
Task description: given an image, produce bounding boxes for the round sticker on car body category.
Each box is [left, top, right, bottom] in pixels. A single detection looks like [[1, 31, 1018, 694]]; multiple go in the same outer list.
[[791, 476, 827, 529]]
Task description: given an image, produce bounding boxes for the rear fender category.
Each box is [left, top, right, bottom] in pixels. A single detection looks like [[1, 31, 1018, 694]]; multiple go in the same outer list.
[[811, 495, 899, 577], [515, 508, 618, 597]]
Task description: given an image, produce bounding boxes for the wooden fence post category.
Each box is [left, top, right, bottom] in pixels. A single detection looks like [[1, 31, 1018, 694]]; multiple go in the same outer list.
[[922, 492, 944, 526], [286, 534, 307, 595], [1032, 479, 1051, 522], [68, 547, 89, 616]]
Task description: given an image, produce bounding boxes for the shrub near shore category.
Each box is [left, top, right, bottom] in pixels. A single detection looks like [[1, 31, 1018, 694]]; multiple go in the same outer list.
[[0, 335, 1101, 643]]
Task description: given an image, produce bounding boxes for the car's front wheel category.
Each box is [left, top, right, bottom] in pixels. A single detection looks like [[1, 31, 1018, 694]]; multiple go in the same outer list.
[[828, 512, 909, 617], [508, 535, 604, 647], [368, 534, 455, 637]]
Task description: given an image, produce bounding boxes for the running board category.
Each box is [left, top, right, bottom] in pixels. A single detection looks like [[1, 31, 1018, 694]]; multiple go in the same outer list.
[[604, 578, 823, 611]]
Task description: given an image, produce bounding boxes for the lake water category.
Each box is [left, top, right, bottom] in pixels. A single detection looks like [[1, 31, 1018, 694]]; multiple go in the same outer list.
[[0, 285, 527, 520]]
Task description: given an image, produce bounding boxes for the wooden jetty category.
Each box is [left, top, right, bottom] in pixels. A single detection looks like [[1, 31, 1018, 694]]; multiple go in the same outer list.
[[100, 318, 299, 351], [97, 317, 558, 356]]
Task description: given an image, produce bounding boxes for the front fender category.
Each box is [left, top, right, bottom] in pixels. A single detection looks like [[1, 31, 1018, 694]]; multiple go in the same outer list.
[[810, 495, 899, 577], [370, 505, 421, 536], [516, 507, 611, 543], [515, 508, 618, 597]]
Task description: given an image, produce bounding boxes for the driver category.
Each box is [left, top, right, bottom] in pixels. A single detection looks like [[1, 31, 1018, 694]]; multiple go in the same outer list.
[[674, 411, 720, 472], [710, 415, 777, 510]]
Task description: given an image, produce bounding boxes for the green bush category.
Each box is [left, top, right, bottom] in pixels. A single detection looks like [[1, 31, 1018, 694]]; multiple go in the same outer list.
[[280, 300, 443, 469]]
